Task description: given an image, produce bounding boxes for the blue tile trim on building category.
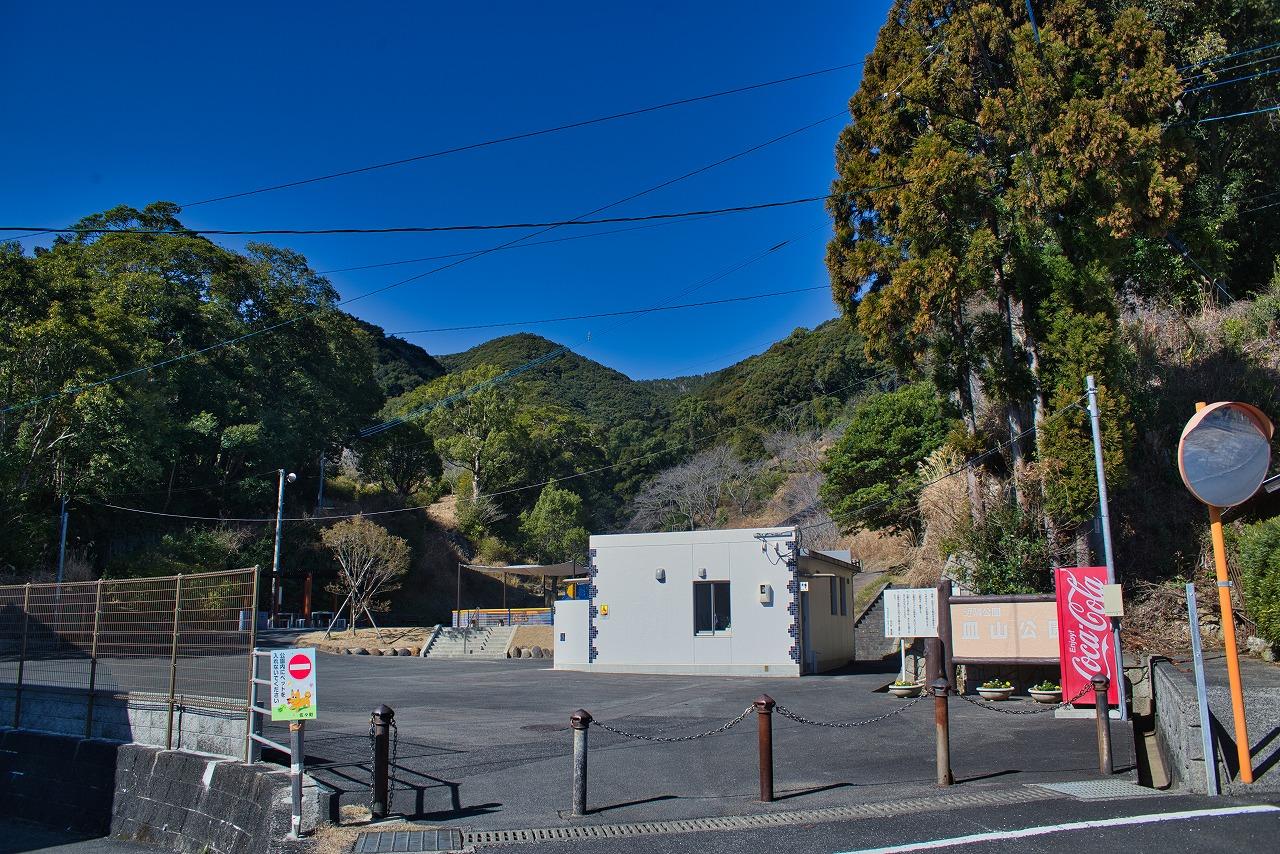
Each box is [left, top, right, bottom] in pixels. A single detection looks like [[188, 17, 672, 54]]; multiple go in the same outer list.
[[786, 540, 800, 663], [587, 548, 599, 663]]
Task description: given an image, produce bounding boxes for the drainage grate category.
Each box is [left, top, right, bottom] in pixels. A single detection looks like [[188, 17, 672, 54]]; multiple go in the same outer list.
[[462, 786, 1061, 846], [1032, 780, 1166, 801], [352, 828, 464, 853]]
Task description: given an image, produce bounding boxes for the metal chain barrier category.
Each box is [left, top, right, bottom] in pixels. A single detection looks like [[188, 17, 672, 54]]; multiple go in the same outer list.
[[956, 683, 1092, 715], [592, 705, 755, 742], [772, 692, 927, 728]]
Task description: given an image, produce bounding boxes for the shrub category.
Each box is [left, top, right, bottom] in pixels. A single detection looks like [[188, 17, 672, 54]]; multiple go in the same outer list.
[[1236, 516, 1280, 646]]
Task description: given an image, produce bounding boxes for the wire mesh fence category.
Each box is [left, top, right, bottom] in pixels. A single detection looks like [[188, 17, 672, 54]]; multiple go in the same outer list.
[[0, 568, 258, 744]]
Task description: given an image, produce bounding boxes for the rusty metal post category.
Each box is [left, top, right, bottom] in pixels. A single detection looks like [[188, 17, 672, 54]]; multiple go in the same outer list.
[[165, 574, 183, 750], [371, 705, 395, 818], [754, 695, 775, 802], [85, 579, 104, 737], [933, 678, 952, 786], [1092, 674, 1112, 775], [936, 579, 954, 691], [14, 584, 30, 728], [570, 709, 593, 816]]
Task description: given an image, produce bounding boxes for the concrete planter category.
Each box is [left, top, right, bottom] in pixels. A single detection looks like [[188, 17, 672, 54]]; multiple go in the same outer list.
[[1028, 688, 1062, 704], [888, 683, 924, 698], [976, 686, 1014, 701]]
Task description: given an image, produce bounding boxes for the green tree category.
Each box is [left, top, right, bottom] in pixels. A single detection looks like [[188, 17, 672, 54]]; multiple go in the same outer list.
[[360, 420, 442, 497], [820, 383, 953, 537], [520, 483, 589, 565], [1233, 516, 1280, 646]]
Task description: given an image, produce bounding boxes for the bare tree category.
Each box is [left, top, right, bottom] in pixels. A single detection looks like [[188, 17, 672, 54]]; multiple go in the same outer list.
[[629, 445, 737, 531], [321, 515, 410, 640]]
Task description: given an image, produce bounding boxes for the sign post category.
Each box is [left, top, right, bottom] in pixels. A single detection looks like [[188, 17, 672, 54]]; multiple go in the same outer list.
[[270, 647, 316, 839], [884, 588, 939, 684], [1178, 400, 1273, 784]]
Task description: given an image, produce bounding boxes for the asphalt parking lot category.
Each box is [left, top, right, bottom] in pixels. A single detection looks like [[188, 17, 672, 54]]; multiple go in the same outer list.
[[254, 643, 1138, 831]]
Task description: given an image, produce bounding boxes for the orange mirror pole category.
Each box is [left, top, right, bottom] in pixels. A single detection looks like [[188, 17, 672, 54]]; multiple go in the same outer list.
[[1196, 401, 1253, 783]]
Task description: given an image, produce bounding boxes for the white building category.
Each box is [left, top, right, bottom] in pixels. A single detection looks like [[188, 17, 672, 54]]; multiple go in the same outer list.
[[553, 527, 860, 677]]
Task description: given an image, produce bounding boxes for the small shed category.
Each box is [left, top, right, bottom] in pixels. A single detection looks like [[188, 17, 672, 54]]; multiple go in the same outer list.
[[553, 526, 859, 677]]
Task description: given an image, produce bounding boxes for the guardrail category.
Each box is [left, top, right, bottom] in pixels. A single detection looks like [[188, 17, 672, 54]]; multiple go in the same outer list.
[[451, 607, 552, 627]]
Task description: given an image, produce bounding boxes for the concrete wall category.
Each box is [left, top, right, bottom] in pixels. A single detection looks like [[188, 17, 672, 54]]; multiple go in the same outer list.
[[0, 684, 246, 758], [582, 528, 800, 676], [1151, 659, 1212, 793], [0, 727, 323, 853]]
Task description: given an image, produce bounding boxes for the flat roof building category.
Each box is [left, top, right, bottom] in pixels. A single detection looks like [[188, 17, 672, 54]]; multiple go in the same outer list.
[[554, 527, 859, 677]]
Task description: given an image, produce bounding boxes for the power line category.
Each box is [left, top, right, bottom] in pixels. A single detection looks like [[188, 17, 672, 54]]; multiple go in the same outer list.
[[1, 115, 874, 415], [94, 367, 897, 524], [1184, 65, 1280, 94], [387, 286, 830, 335], [1181, 50, 1280, 83], [1195, 103, 1280, 124], [0, 194, 832, 237], [1178, 39, 1280, 73], [176, 62, 863, 208]]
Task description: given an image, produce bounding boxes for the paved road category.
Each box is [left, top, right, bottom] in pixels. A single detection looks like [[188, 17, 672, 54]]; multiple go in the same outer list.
[[250, 642, 1136, 831], [462, 793, 1280, 854]]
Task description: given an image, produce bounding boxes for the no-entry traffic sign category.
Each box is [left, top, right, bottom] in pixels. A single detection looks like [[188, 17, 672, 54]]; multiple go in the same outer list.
[[270, 647, 318, 721]]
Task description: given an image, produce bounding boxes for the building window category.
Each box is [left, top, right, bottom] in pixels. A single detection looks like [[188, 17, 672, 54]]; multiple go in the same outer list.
[[840, 577, 848, 616], [694, 581, 731, 634], [830, 577, 838, 615]]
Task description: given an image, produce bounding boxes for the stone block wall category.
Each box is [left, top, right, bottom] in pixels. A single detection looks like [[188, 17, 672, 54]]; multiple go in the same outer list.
[[1151, 659, 1211, 793], [0, 684, 246, 758], [0, 728, 322, 853]]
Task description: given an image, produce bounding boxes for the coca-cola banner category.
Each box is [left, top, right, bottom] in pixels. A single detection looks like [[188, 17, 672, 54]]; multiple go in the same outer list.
[[1055, 566, 1119, 705]]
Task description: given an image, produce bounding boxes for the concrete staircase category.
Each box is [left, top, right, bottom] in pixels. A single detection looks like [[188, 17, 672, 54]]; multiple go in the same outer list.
[[420, 625, 515, 660]]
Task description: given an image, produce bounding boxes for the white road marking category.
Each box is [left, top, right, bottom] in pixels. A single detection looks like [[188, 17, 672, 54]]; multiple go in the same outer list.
[[837, 805, 1280, 854]]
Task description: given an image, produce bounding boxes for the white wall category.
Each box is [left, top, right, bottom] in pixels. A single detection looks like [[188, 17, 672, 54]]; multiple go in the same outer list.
[[553, 599, 589, 668], [578, 527, 800, 677]]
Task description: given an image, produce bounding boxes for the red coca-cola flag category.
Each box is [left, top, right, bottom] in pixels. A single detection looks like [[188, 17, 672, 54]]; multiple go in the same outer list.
[[1055, 566, 1119, 705]]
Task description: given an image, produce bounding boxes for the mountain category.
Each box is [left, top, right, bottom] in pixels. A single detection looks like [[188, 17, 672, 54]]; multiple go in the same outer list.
[[358, 320, 446, 397], [439, 333, 670, 425]]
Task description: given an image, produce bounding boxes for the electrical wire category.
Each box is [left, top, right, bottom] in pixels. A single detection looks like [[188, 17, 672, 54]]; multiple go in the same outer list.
[[1184, 65, 1280, 94], [177, 62, 864, 208], [1178, 40, 1280, 73], [387, 286, 830, 335], [1, 114, 881, 416], [1181, 51, 1280, 83], [1195, 103, 1280, 124], [94, 367, 898, 524], [0, 194, 833, 237]]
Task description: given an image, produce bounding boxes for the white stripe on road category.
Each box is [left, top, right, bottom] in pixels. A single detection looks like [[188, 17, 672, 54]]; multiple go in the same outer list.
[[837, 805, 1280, 854]]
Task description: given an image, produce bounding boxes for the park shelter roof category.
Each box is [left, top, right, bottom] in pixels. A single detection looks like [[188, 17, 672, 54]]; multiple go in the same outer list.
[[460, 562, 580, 577]]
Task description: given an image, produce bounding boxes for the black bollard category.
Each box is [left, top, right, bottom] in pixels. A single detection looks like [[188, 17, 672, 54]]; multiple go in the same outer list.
[[371, 704, 395, 818], [570, 709, 592, 817], [754, 695, 776, 802]]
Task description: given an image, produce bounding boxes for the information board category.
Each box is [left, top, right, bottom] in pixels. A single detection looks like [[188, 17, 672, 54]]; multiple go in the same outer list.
[[883, 588, 939, 638], [950, 600, 1058, 660], [270, 647, 318, 721]]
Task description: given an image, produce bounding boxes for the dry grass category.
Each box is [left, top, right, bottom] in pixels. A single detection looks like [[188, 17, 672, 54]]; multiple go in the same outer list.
[[311, 806, 429, 854], [298, 627, 430, 655]]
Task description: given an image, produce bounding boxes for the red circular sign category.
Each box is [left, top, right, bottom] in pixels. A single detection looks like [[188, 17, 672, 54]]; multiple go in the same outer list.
[[287, 654, 312, 680]]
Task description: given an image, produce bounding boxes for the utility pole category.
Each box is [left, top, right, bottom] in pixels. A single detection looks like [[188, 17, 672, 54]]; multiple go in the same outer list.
[[1086, 375, 1128, 721], [271, 470, 296, 626], [315, 454, 326, 513], [56, 496, 69, 588]]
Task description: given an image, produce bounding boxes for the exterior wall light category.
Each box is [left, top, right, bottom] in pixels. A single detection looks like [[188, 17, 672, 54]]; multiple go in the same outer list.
[[655, 568, 666, 582]]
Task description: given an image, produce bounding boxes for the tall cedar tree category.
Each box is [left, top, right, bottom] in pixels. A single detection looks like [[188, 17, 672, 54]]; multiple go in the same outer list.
[[826, 0, 1191, 527]]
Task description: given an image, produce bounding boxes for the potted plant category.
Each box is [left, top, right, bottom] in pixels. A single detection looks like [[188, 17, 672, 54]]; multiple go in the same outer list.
[[1028, 680, 1062, 704], [976, 678, 1014, 701], [888, 679, 923, 698]]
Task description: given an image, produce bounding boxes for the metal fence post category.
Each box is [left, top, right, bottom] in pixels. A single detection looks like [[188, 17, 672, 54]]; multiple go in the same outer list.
[[754, 695, 775, 802], [85, 579, 104, 738], [570, 709, 593, 817], [244, 566, 262, 762], [371, 705, 395, 818], [933, 678, 952, 786], [14, 583, 30, 728], [1092, 674, 1112, 774], [165, 574, 183, 750], [289, 721, 305, 838]]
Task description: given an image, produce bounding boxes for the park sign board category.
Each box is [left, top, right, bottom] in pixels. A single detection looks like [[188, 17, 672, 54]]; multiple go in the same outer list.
[[883, 588, 939, 638], [949, 599, 1059, 662], [270, 647, 318, 721]]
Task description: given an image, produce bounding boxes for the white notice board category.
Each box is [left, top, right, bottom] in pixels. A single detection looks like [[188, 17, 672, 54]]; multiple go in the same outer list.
[[883, 588, 939, 638]]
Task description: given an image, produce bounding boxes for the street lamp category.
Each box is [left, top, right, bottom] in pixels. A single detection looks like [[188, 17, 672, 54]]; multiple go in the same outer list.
[[270, 470, 297, 626]]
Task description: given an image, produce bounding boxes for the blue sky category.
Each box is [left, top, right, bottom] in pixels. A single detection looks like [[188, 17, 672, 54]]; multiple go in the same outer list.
[[1, 2, 890, 380]]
